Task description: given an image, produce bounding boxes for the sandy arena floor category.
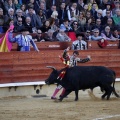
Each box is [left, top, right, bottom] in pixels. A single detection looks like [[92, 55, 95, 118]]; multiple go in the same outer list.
[[0, 85, 120, 120]]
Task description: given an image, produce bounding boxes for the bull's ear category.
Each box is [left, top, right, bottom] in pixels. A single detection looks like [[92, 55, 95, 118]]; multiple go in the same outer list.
[[46, 66, 56, 71]]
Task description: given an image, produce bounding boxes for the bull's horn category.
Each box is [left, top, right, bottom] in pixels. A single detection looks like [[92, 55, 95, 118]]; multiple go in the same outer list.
[[46, 66, 56, 70]]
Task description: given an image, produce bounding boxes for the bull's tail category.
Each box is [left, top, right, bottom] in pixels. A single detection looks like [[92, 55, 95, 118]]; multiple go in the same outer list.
[[112, 71, 119, 98]]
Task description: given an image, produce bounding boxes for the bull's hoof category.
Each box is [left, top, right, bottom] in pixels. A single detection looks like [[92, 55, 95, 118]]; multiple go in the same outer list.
[[74, 98, 78, 101]]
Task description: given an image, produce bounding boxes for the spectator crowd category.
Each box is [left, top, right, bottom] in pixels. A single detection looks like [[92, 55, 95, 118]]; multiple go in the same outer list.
[[0, 0, 120, 50]]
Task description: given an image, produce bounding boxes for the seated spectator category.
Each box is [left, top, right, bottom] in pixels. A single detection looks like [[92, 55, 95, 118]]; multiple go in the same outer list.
[[72, 33, 87, 50], [90, 2, 98, 18], [58, 2, 68, 24], [71, 21, 80, 34], [4, 0, 15, 14], [92, 18, 104, 33], [14, 17, 25, 33], [40, 20, 51, 33], [84, 18, 93, 32], [84, 30, 92, 41], [14, 9, 25, 23], [67, 2, 79, 21], [101, 26, 115, 41], [37, 9, 47, 26], [112, 9, 120, 26], [91, 28, 103, 41], [14, 0, 21, 10], [77, 11, 86, 32], [20, 4, 26, 17], [33, 29, 45, 42], [9, 28, 39, 52], [104, 18, 115, 31], [50, 11, 59, 29], [60, 19, 72, 32], [88, 0, 98, 11], [94, 9, 104, 25], [7, 8, 16, 21], [102, 2, 112, 17], [46, 5, 57, 19], [56, 29, 71, 42], [0, 8, 9, 33], [112, 1, 120, 16], [111, 28, 120, 40], [24, 16, 33, 33], [44, 29, 58, 41], [26, 7, 42, 28]]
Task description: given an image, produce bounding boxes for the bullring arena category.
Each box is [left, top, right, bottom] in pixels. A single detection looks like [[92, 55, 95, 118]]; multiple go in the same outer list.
[[0, 48, 120, 120]]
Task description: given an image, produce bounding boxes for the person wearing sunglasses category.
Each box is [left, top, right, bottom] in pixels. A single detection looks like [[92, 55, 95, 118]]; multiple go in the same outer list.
[[33, 29, 45, 42], [91, 28, 103, 41]]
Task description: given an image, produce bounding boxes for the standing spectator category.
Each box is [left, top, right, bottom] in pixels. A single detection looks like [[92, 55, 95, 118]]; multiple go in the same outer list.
[[33, 29, 45, 42], [9, 28, 39, 51], [56, 29, 71, 42], [72, 33, 88, 50], [26, 7, 42, 28]]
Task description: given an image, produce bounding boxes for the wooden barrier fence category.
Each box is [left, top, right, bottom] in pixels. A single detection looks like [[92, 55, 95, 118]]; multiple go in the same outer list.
[[0, 49, 120, 85]]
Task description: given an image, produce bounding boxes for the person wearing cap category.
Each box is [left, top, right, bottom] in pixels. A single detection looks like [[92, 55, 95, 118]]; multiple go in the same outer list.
[[72, 33, 87, 50], [91, 28, 103, 41], [51, 47, 91, 99], [9, 28, 39, 51], [101, 26, 115, 41]]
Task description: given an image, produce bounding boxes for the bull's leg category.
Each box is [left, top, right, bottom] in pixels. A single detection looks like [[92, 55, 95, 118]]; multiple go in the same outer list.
[[101, 92, 107, 99], [74, 90, 79, 101], [59, 89, 72, 101], [106, 86, 113, 100]]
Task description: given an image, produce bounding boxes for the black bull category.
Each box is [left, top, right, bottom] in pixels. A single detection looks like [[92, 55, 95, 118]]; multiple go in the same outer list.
[[45, 66, 119, 101]]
